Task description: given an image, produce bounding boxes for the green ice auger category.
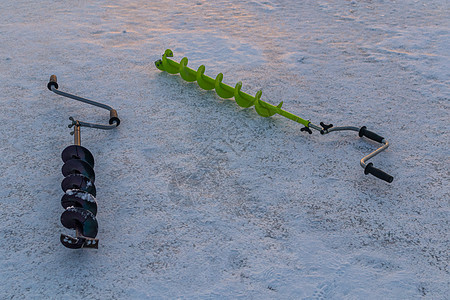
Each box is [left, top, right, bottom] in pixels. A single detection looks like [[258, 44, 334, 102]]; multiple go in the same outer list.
[[155, 49, 393, 183]]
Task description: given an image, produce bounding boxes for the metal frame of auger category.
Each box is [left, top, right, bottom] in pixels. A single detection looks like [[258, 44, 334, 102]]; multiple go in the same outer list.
[[48, 75, 120, 249], [155, 49, 393, 183]]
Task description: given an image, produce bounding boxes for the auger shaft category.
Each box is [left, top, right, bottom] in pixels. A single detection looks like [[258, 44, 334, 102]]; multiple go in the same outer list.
[[73, 122, 81, 146]]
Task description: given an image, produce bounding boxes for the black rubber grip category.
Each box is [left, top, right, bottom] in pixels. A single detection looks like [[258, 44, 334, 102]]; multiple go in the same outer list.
[[109, 109, 120, 126], [364, 163, 394, 183], [359, 126, 384, 143], [47, 75, 58, 90]]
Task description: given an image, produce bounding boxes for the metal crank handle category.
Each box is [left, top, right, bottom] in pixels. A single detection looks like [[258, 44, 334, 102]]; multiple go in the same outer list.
[[318, 123, 394, 183], [360, 140, 393, 183], [358, 127, 393, 182], [48, 75, 120, 128]]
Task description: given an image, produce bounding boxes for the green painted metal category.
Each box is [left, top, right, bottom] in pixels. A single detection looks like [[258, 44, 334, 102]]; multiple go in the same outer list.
[[155, 49, 310, 127]]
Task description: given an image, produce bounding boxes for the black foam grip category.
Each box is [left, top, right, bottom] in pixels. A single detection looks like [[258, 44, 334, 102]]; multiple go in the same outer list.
[[359, 126, 384, 143], [364, 163, 394, 183], [109, 109, 120, 126], [47, 75, 59, 90]]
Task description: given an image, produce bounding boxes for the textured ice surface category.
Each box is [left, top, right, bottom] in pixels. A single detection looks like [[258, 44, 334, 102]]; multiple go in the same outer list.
[[0, 0, 448, 299]]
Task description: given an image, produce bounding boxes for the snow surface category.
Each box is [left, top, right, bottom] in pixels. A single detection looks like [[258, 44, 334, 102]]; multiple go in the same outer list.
[[1, 0, 449, 299]]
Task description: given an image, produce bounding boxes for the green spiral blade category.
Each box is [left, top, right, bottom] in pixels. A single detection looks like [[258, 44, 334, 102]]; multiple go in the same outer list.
[[155, 49, 310, 127]]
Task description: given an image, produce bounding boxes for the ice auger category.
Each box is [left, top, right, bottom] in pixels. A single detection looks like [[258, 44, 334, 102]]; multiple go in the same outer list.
[[155, 49, 393, 183], [47, 75, 120, 249]]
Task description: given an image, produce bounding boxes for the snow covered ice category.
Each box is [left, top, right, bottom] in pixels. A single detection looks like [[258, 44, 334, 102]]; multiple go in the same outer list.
[[0, 0, 448, 299]]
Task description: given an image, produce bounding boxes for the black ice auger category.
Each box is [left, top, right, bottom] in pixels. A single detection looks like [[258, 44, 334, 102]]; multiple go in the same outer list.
[[48, 75, 120, 249]]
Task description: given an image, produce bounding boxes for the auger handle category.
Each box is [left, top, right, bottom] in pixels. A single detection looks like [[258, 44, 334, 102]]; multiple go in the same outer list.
[[320, 124, 393, 183], [359, 126, 384, 143], [48, 75, 120, 129], [364, 162, 394, 183]]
